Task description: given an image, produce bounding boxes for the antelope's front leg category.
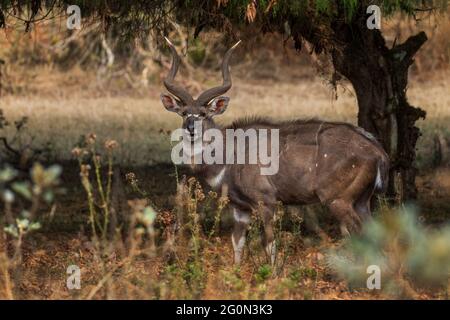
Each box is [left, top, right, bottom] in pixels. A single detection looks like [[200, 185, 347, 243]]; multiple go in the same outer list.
[[231, 208, 250, 265], [262, 206, 276, 266]]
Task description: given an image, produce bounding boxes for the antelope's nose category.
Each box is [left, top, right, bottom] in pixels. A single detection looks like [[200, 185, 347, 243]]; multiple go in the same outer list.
[[187, 121, 195, 135]]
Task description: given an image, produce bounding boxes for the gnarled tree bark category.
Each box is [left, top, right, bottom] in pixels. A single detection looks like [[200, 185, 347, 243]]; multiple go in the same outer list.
[[331, 15, 426, 202]]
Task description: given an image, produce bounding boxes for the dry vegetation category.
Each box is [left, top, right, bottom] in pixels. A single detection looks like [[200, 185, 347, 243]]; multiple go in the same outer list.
[[0, 14, 449, 300]]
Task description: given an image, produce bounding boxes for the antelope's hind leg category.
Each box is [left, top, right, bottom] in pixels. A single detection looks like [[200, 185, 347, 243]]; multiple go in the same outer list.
[[232, 207, 250, 265], [261, 206, 277, 266], [327, 199, 362, 236], [325, 162, 378, 236], [354, 183, 375, 221]]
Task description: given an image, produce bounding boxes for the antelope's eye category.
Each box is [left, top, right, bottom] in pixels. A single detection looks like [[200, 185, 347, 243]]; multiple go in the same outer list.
[[199, 112, 206, 117], [181, 111, 187, 117]]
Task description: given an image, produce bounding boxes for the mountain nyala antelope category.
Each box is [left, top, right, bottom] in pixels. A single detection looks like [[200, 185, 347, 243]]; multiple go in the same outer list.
[[160, 38, 389, 265]]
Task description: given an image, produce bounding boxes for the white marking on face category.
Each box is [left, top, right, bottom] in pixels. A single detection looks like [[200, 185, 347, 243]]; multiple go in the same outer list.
[[324, 153, 328, 158], [184, 118, 202, 141], [206, 167, 226, 188], [183, 130, 201, 141], [233, 208, 250, 224]]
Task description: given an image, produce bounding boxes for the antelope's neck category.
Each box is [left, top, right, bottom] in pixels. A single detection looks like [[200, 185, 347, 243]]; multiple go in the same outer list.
[[190, 125, 227, 189], [195, 163, 227, 188]]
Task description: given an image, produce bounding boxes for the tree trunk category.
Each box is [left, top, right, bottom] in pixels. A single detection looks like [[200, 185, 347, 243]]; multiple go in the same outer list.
[[331, 16, 426, 202]]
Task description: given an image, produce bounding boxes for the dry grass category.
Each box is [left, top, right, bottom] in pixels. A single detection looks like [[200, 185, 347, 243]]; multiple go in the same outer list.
[[4, 163, 447, 300], [0, 66, 357, 165], [1, 68, 449, 167]]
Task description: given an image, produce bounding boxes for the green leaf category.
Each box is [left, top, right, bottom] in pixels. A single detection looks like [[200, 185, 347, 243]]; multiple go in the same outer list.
[[255, 264, 272, 283], [44, 165, 62, 185], [2, 189, 15, 203], [4, 225, 18, 238], [31, 163, 45, 185], [142, 206, 157, 225], [0, 166, 17, 182], [16, 218, 30, 230], [12, 182, 32, 200], [43, 190, 55, 203], [29, 222, 42, 231], [31, 163, 62, 187]]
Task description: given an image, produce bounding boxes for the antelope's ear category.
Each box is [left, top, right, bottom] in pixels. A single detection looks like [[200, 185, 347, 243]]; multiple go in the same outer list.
[[160, 93, 181, 113], [208, 96, 229, 116]]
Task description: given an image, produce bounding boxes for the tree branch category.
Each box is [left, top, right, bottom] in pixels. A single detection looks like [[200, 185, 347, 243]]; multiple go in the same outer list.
[[390, 31, 428, 65], [0, 137, 20, 157]]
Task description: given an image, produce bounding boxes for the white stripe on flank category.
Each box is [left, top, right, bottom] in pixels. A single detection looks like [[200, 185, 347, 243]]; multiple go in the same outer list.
[[375, 164, 382, 190], [206, 167, 226, 188], [233, 208, 250, 224]]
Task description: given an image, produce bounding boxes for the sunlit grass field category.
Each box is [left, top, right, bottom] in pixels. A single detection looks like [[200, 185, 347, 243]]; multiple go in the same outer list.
[[2, 68, 449, 167]]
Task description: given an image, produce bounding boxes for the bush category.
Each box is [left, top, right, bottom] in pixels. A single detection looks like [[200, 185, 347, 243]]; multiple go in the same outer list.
[[327, 206, 450, 298]]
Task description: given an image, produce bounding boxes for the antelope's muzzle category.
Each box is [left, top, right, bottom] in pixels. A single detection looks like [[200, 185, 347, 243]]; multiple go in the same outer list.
[[185, 117, 202, 141]]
